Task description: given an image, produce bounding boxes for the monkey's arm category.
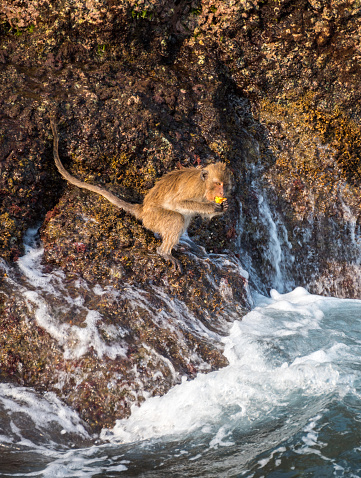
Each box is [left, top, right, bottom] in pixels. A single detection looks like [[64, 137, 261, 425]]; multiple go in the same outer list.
[[173, 199, 225, 215]]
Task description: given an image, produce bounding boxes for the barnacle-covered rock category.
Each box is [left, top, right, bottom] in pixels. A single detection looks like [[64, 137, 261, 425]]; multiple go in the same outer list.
[[1, 0, 361, 433]]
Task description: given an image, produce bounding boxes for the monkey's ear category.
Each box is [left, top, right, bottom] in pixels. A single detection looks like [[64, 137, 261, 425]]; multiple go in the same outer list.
[[201, 169, 209, 181]]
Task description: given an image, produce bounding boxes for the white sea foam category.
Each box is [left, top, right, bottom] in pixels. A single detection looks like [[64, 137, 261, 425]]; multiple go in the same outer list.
[[102, 287, 345, 446], [0, 383, 91, 447], [12, 228, 128, 360]]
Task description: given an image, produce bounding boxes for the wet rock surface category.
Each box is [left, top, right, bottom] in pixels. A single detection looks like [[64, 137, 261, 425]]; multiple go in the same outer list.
[[1, 0, 361, 431]]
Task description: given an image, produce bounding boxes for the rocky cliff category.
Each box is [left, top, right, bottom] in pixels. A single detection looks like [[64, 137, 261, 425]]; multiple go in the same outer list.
[[0, 0, 360, 432]]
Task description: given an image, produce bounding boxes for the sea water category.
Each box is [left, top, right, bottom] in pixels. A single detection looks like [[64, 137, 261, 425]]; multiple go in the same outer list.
[[1, 286, 361, 477]]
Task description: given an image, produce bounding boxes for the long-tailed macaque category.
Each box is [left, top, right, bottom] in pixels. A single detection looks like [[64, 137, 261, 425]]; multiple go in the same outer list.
[[50, 119, 233, 271]]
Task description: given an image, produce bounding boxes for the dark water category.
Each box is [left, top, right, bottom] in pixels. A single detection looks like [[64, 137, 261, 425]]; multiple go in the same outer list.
[[1, 288, 361, 477]]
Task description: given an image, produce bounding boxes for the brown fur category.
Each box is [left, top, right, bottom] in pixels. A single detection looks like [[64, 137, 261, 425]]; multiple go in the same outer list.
[[51, 119, 232, 271]]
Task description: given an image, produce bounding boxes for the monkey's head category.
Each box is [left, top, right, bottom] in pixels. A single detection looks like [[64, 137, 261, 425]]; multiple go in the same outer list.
[[201, 162, 233, 202]]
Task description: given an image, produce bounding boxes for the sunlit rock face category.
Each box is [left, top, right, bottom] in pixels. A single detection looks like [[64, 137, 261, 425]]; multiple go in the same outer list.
[[1, 0, 361, 430]]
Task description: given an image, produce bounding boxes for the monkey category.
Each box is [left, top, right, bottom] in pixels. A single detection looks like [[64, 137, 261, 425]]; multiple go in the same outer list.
[[50, 119, 233, 271]]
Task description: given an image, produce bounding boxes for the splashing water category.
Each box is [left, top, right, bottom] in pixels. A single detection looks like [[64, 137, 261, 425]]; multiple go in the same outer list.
[[1, 281, 361, 477]]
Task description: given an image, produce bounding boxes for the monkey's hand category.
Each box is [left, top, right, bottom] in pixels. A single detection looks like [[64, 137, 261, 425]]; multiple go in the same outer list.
[[214, 199, 228, 213]]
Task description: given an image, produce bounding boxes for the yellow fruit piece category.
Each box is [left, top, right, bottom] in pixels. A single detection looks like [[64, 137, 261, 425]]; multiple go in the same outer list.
[[215, 196, 226, 204]]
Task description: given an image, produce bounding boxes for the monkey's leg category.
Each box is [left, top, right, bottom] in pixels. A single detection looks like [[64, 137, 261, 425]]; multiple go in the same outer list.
[[157, 229, 184, 272], [144, 208, 185, 272]]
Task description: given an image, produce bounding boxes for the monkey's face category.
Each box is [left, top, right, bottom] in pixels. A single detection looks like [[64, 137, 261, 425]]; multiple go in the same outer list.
[[202, 163, 233, 202], [206, 179, 226, 201]]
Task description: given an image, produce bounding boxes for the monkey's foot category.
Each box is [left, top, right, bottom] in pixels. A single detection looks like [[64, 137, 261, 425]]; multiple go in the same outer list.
[[165, 254, 182, 273], [157, 249, 182, 273]]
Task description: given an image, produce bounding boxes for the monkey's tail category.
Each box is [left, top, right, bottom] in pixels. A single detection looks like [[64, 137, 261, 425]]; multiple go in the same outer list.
[[50, 118, 143, 221]]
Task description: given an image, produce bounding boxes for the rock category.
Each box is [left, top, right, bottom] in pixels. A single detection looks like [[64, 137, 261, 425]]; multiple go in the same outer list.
[[1, 0, 361, 432]]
